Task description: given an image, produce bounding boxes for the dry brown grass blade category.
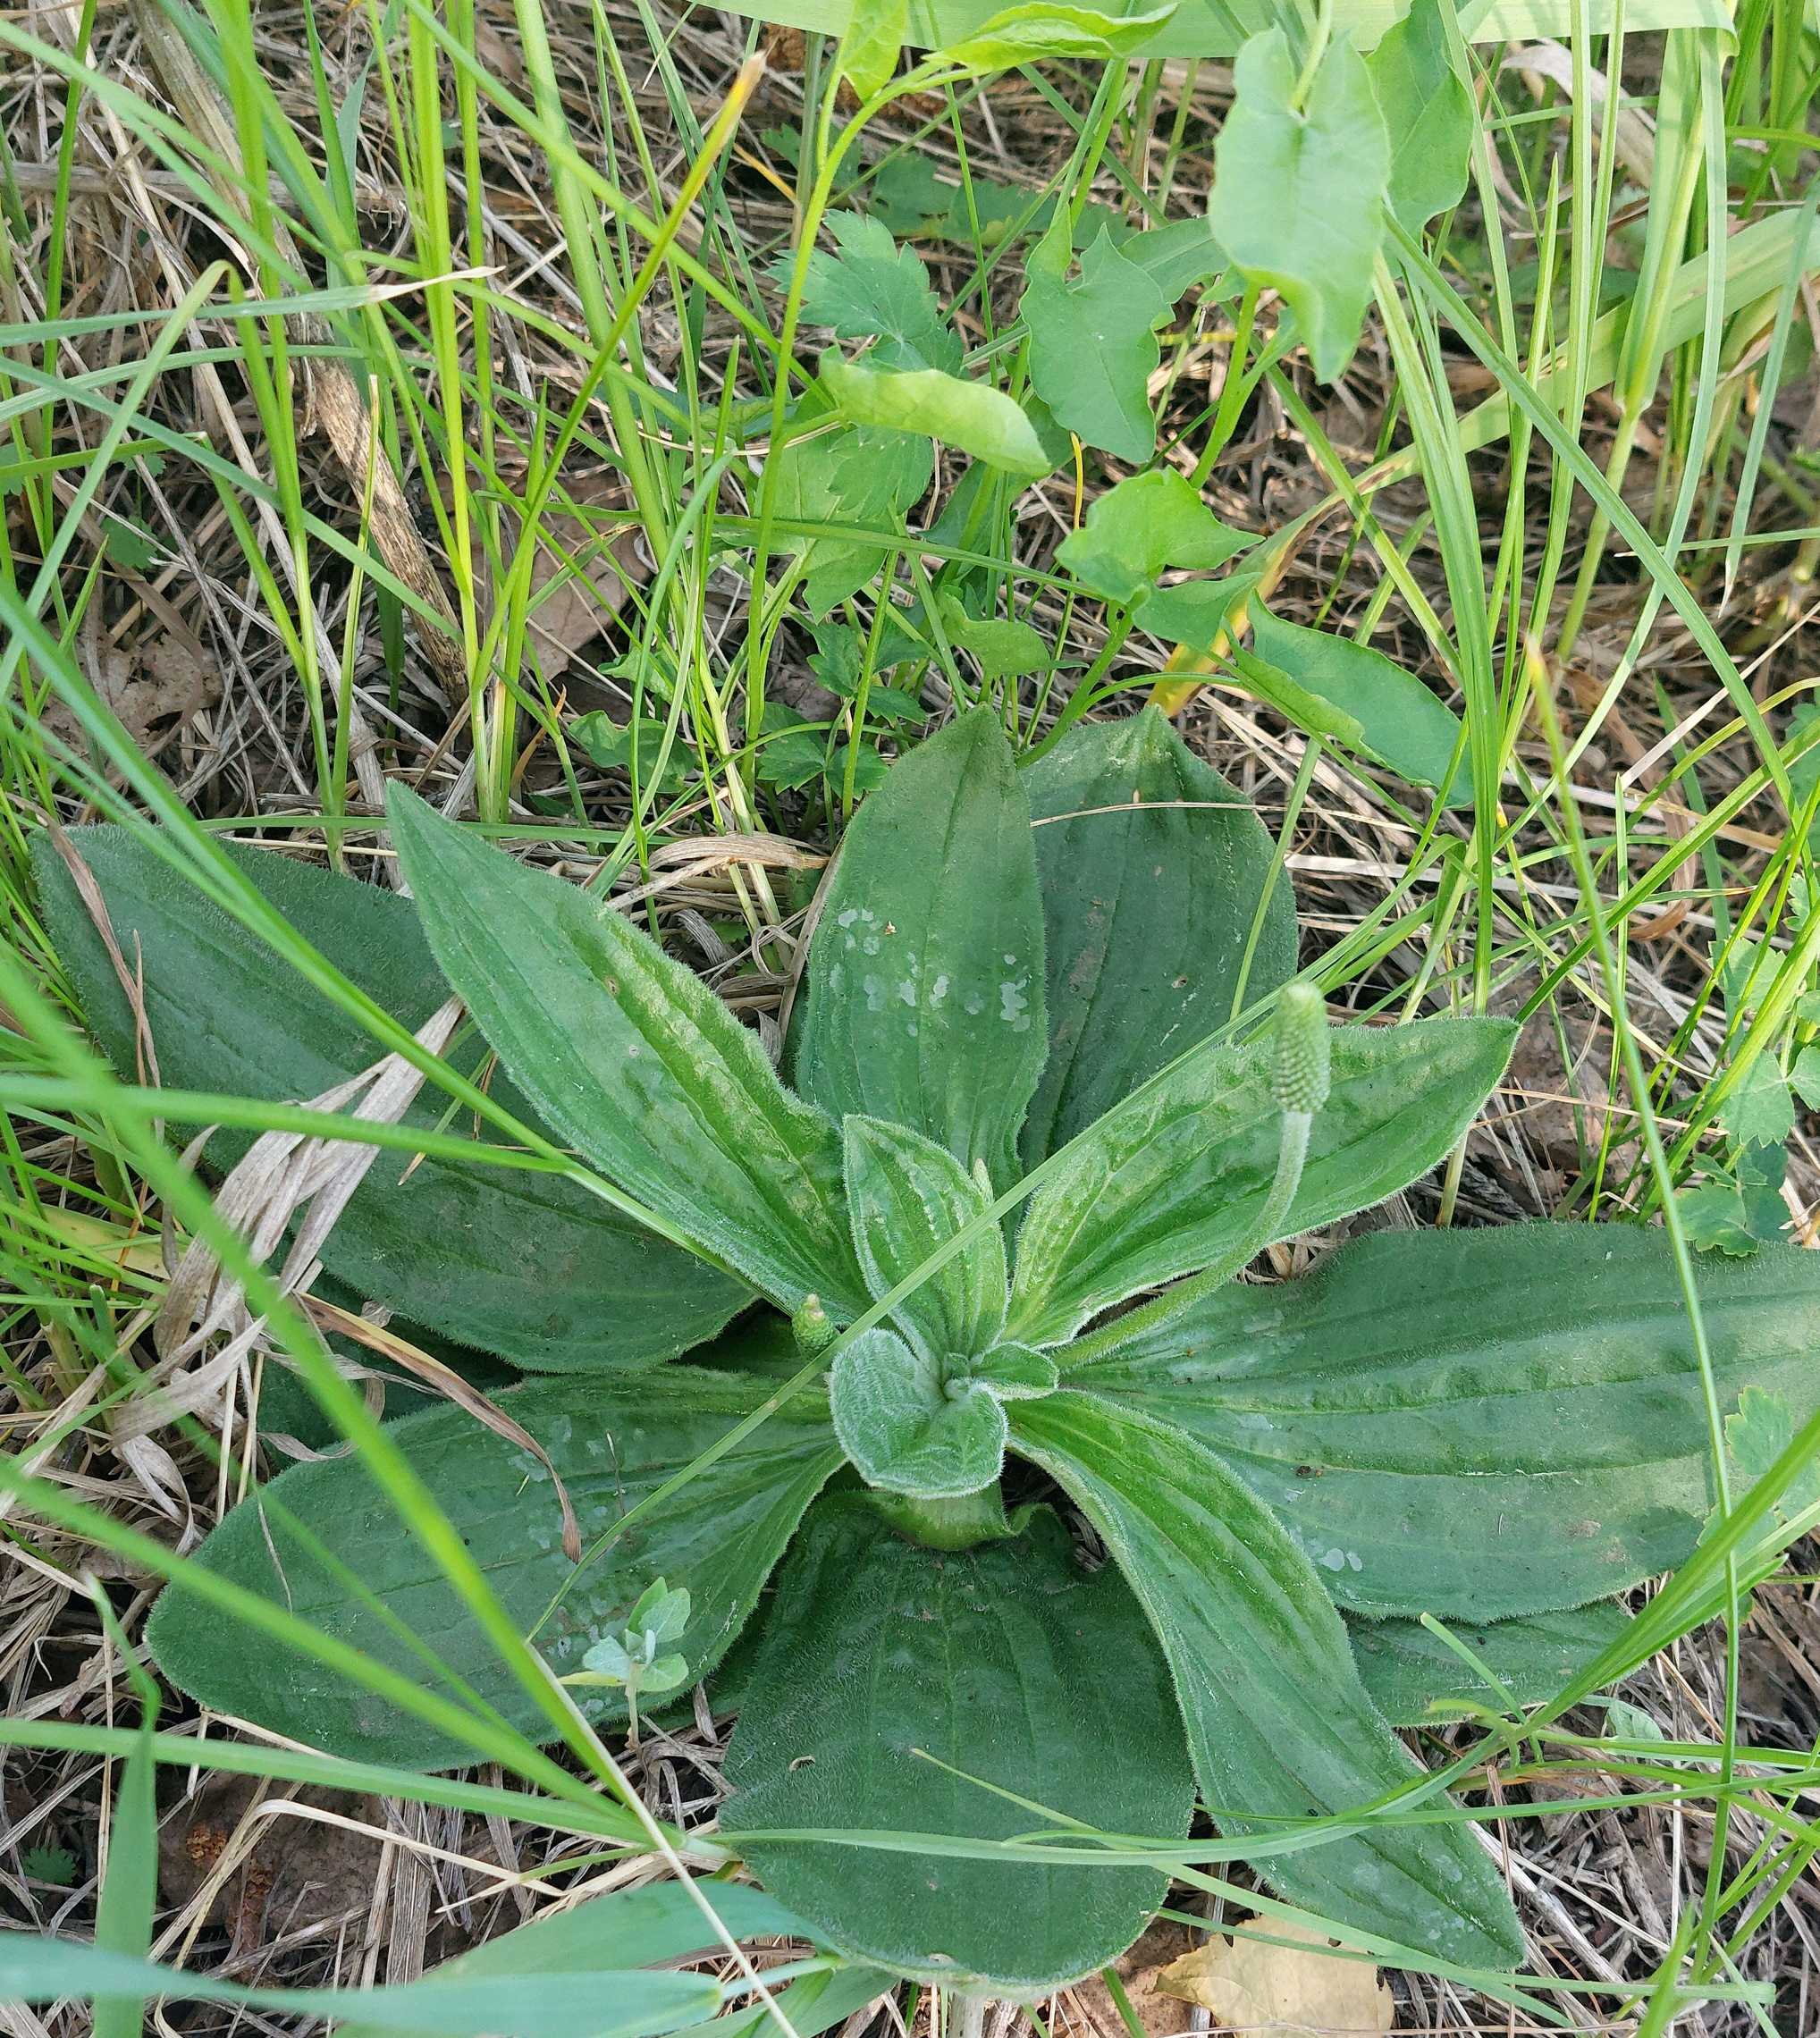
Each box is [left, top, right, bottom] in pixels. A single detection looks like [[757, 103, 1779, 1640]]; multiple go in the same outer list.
[[126, 998, 465, 1452], [123, 0, 468, 699]]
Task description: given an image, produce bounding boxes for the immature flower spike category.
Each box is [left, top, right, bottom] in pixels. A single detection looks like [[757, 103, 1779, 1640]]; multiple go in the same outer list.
[[1271, 984, 1331, 1115], [793, 1292, 838, 1354]]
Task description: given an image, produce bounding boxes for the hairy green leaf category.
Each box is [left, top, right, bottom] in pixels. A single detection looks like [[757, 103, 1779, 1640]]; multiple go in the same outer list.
[[1349, 1604, 1631, 1725], [147, 1347, 842, 1767], [338, 1882, 827, 2038], [1071, 1224, 1820, 1618], [32, 830, 746, 1373], [1209, 29, 1390, 381], [0, 1939, 717, 2038], [1248, 611, 1471, 804], [794, 709, 1048, 1183], [1020, 708, 1295, 1162], [820, 353, 1050, 475], [1024, 226, 1171, 462], [389, 785, 861, 1315], [721, 1497, 1193, 1990], [844, 1116, 1007, 1360], [830, 1326, 1009, 1496], [1367, 0, 1474, 233], [1008, 1015, 1515, 1345], [1055, 469, 1253, 605], [1011, 1394, 1523, 1970]]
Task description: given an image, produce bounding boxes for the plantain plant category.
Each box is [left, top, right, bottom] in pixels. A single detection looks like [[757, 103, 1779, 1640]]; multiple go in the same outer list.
[[38, 708, 1820, 1992]]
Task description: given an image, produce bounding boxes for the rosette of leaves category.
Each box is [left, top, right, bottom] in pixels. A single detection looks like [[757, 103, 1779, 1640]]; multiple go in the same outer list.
[[39, 709, 1820, 1995]]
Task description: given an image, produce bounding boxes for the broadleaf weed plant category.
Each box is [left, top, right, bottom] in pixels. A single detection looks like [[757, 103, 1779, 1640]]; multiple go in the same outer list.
[[4, 0, 1820, 2029]]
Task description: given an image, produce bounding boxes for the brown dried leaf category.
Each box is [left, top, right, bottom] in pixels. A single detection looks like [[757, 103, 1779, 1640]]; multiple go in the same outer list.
[[45, 638, 220, 758], [1156, 1916, 1394, 2038]]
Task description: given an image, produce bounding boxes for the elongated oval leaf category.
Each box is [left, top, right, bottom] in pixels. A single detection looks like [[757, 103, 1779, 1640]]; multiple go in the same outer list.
[[819, 353, 1050, 476], [31, 830, 746, 1372], [1071, 1224, 1820, 1619], [1249, 611, 1471, 804], [1349, 1603, 1631, 1726], [1009, 1014, 1515, 1345], [1011, 1393, 1524, 1971], [388, 785, 862, 1315], [1020, 708, 1294, 1162], [0, 1938, 717, 2038], [794, 709, 1049, 1184], [939, 2, 1179, 65], [721, 1496, 1193, 1990], [146, 1345, 843, 1768], [844, 1115, 1007, 1360], [338, 1881, 838, 2038]]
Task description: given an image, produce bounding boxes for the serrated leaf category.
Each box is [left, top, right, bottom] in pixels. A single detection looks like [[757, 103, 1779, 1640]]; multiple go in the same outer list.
[[1677, 1180, 1760, 1257], [1793, 1046, 1820, 1107], [1011, 1394, 1523, 1969], [1055, 468, 1253, 604], [721, 1497, 1193, 1991], [819, 353, 1051, 476], [1210, 28, 1390, 383], [796, 212, 961, 373], [388, 785, 862, 1315], [1024, 226, 1171, 463], [844, 1116, 1007, 1362], [1020, 707, 1296, 1162], [32, 829, 746, 1375], [1726, 1055, 1796, 1150], [770, 407, 932, 617], [939, 2, 1178, 67], [830, 1325, 1008, 1496], [1071, 1223, 1820, 1620], [1008, 1015, 1515, 1345], [794, 710, 1048, 1184], [1726, 1385, 1820, 1520], [1366, 0, 1474, 233], [147, 1350, 843, 1766], [1248, 610, 1471, 804]]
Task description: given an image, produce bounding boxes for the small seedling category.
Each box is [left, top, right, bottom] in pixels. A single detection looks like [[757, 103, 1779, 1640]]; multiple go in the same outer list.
[[563, 1580, 691, 1744]]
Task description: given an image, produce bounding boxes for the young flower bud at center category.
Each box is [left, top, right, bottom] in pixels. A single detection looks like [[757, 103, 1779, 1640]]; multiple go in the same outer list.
[[1271, 984, 1331, 1115], [793, 1293, 837, 1354]]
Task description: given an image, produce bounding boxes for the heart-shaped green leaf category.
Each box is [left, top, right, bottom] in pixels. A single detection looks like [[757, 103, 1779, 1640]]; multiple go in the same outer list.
[[830, 1326, 1008, 1497], [794, 709, 1048, 1183], [721, 1497, 1193, 1990], [1064, 1222, 1820, 1620], [1009, 1013, 1515, 1345], [32, 828, 746, 1373], [389, 785, 862, 1315], [1021, 707, 1295, 1162], [146, 1343, 842, 1767], [1011, 1393, 1524, 1971], [1209, 28, 1390, 383], [844, 1115, 1007, 1361]]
